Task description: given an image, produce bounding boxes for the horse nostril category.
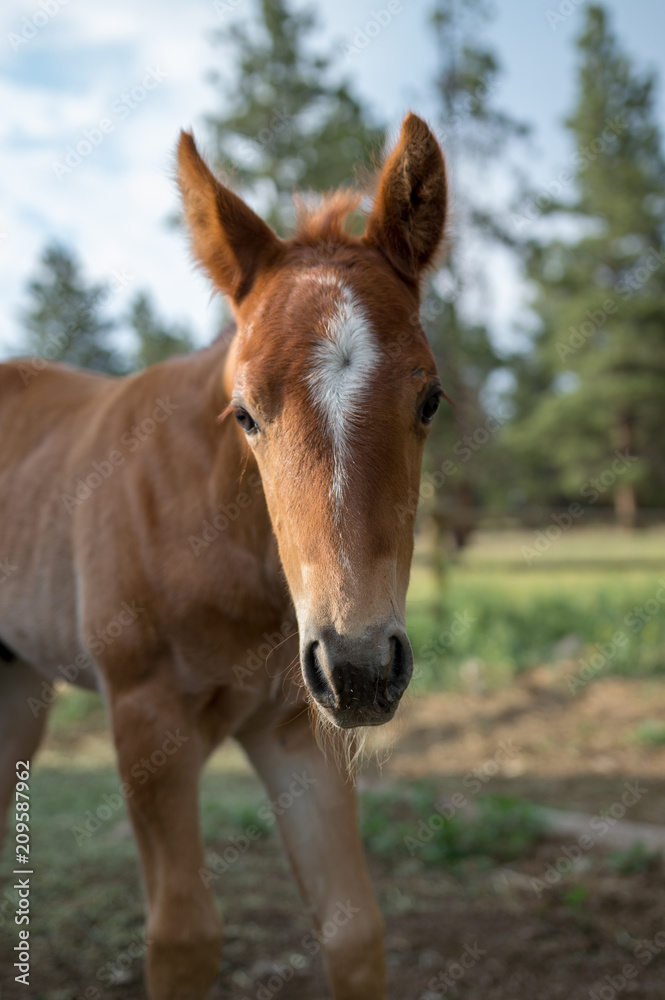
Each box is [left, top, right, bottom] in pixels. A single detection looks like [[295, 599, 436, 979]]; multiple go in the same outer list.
[[303, 640, 336, 709], [385, 634, 413, 703]]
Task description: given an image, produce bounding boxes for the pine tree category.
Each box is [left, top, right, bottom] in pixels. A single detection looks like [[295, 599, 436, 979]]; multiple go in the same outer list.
[[128, 292, 194, 369], [507, 5, 665, 525], [420, 0, 528, 555], [206, 0, 382, 233], [21, 242, 125, 374]]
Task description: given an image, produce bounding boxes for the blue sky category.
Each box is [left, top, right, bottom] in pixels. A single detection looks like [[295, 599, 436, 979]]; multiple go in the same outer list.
[[1, 0, 663, 358]]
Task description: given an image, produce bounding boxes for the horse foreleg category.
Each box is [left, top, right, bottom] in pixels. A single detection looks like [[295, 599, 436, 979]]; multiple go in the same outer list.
[[0, 659, 51, 849], [110, 680, 222, 1000], [238, 710, 386, 1000]]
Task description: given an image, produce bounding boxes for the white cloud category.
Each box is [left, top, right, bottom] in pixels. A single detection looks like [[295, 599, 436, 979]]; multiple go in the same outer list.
[[1, 0, 661, 363], [0, 0, 226, 357]]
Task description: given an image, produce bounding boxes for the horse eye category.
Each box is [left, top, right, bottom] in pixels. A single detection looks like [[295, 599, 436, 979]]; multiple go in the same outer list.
[[234, 407, 258, 434], [421, 392, 441, 424]]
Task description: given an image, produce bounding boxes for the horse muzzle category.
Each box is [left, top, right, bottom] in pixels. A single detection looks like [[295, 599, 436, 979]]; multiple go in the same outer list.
[[300, 623, 414, 728]]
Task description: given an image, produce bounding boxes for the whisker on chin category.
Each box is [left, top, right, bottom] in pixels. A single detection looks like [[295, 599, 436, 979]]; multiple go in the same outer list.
[[308, 701, 400, 778]]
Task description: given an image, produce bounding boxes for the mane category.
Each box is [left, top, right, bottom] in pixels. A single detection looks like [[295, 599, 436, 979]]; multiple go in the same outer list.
[[289, 189, 364, 250]]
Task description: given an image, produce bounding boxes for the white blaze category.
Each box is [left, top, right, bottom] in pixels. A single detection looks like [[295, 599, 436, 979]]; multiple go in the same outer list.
[[306, 278, 379, 515]]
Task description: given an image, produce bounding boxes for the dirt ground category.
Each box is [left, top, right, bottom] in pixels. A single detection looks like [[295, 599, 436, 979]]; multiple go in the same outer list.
[[372, 671, 665, 999], [374, 668, 665, 823], [210, 672, 665, 1000], [4, 672, 665, 999]]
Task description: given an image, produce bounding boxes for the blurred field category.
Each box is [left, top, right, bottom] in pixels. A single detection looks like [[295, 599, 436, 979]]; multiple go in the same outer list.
[[2, 526, 665, 999], [408, 525, 665, 690]]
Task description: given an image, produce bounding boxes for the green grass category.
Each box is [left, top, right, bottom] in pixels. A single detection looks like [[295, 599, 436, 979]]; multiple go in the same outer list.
[[48, 684, 106, 732], [0, 763, 277, 999], [1, 768, 546, 998], [406, 526, 665, 690], [0, 767, 547, 999], [360, 786, 544, 869], [630, 718, 665, 746]]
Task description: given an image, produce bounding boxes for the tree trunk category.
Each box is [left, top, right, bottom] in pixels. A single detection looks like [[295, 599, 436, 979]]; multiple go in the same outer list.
[[614, 483, 637, 530], [612, 413, 637, 529]]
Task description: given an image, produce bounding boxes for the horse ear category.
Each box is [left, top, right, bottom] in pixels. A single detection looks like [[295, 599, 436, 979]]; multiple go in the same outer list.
[[363, 114, 447, 285], [177, 131, 283, 304]]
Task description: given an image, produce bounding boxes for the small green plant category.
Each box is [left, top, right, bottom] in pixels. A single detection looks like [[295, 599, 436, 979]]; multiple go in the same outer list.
[[360, 786, 544, 868], [563, 884, 589, 910], [631, 719, 665, 746], [608, 842, 662, 874]]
